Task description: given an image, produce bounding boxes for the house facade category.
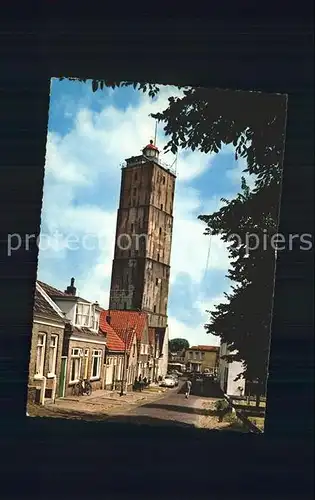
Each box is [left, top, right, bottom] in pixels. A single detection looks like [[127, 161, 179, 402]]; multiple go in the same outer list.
[[28, 282, 66, 405], [135, 312, 150, 380], [157, 326, 169, 379], [103, 310, 142, 389], [168, 346, 185, 373], [38, 279, 106, 397], [99, 310, 125, 390], [185, 345, 219, 374], [218, 342, 246, 397]]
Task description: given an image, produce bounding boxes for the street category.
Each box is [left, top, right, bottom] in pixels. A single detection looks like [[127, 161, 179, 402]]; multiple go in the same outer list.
[[105, 380, 237, 430], [28, 380, 247, 431]]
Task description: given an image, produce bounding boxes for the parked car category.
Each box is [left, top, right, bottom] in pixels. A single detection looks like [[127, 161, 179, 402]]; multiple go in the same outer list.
[[160, 376, 176, 388], [168, 373, 179, 386]]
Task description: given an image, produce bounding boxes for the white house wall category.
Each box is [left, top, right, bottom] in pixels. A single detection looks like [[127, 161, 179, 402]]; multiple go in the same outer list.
[[158, 326, 169, 378], [54, 299, 76, 323], [227, 360, 245, 396], [218, 342, 245, 397], [218, 342, 228, 393]]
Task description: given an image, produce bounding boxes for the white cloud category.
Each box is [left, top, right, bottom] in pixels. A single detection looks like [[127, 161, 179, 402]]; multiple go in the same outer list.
[[168, 292, 231, 347], [168, 315, 220, 347], [225, 156, 256, 190]]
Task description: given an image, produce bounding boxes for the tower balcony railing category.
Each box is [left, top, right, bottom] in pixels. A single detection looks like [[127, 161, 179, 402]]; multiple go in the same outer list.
[[121, 155, 176, 176]]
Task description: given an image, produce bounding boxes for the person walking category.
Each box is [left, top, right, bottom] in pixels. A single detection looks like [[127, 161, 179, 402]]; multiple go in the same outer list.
[[185, 379, 192, 399]]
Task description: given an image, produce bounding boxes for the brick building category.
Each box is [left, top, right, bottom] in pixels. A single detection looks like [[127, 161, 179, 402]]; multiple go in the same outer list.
[[104, 309, 150, 384], [185, 345, 219, 374], [99, 310, 125, 390], [108, 140, 175, 379], [28, 282, 66, 405]]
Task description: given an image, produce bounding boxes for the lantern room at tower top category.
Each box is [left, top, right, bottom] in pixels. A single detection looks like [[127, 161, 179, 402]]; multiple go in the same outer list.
[[123, 139, 177, 177]]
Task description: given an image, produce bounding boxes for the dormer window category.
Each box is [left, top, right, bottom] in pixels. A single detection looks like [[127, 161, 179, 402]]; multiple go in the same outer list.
[[75, 303, 100, 331], [75, 303, 90, 327]]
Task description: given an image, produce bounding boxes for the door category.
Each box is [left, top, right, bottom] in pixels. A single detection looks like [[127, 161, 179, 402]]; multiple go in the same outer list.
[[58, 357, 67, 398]]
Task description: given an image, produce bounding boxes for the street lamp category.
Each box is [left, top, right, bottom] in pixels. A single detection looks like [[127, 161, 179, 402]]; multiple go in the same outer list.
[[119, 309, 142, 397], [120, 319, 130, 397]]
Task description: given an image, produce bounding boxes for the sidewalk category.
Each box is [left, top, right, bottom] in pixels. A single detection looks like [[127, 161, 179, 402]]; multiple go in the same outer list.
[[28, 386, 168, 420]]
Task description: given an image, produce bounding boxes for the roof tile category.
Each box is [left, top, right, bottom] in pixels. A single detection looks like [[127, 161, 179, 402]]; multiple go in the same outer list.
[[99, 312, 125, 352], [190, 345, 219, 352], [33, 287, 64, 323], [102, 310, 148, 349]]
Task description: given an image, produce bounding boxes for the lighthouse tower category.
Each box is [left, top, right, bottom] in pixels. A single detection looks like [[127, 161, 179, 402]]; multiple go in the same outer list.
[[109, 139, 176, 329]]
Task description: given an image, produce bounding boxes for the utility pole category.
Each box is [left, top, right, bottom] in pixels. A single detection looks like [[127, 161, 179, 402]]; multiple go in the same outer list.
[[120, 319, 129, 397], [120, 309, 141, 397]]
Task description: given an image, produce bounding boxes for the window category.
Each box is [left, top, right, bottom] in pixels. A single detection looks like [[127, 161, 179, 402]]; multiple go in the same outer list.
[[131, 223, 134, 232], [133, 188, 137, 196], [84, 349, 89, 379], [160, 204, 163, 211], [132, 344, 136, 357], [124, 302, 127, 309], [153, 305, 156, 313], [48, 335, 58, 376], [155, 278, 159, 286], [92, 310, 100, 331], [163, 176, 165, 184], [134, 172, 138, 181], [70, 348, 83, 383], [35, 333, 46, 377], [157, 253, 160, 262], [75, 303, 91, 327], [201, 352, 205, 360], [91, 350, 102, 379], [159, 227, 162, 236]]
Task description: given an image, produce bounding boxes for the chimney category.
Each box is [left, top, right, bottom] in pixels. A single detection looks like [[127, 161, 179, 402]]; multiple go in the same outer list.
[[64, 277, 77, 296]]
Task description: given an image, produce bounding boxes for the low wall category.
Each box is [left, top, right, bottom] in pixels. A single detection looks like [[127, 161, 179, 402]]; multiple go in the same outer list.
[[224, 394, 263, 434]]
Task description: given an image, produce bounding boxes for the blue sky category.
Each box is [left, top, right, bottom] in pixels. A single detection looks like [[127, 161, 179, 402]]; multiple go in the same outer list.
[[37, 78, 254, 346]]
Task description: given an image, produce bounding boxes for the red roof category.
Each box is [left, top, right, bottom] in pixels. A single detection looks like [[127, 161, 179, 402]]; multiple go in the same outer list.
[[99, 312, 125, 352], [190, 345, 219, 352], [143, 140, 159, 152], [101, 310, 148, 350]]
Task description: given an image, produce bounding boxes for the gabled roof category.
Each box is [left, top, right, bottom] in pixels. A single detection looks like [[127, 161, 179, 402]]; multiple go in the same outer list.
[[190, 345, 219, 352], [37, 280, 68, 297], [34, 284, 65, 324], [99, 311, 125, 352], [103, 310, 147, 349], [38, 280, 90, 303], [37, 281, 105, 341]]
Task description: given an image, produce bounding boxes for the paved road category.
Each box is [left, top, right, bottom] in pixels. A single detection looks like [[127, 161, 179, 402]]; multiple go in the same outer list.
[[106, 381, 218, 427]]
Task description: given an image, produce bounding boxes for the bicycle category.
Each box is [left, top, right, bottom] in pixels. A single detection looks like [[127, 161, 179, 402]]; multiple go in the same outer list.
[[72, 378, 93, 396]]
